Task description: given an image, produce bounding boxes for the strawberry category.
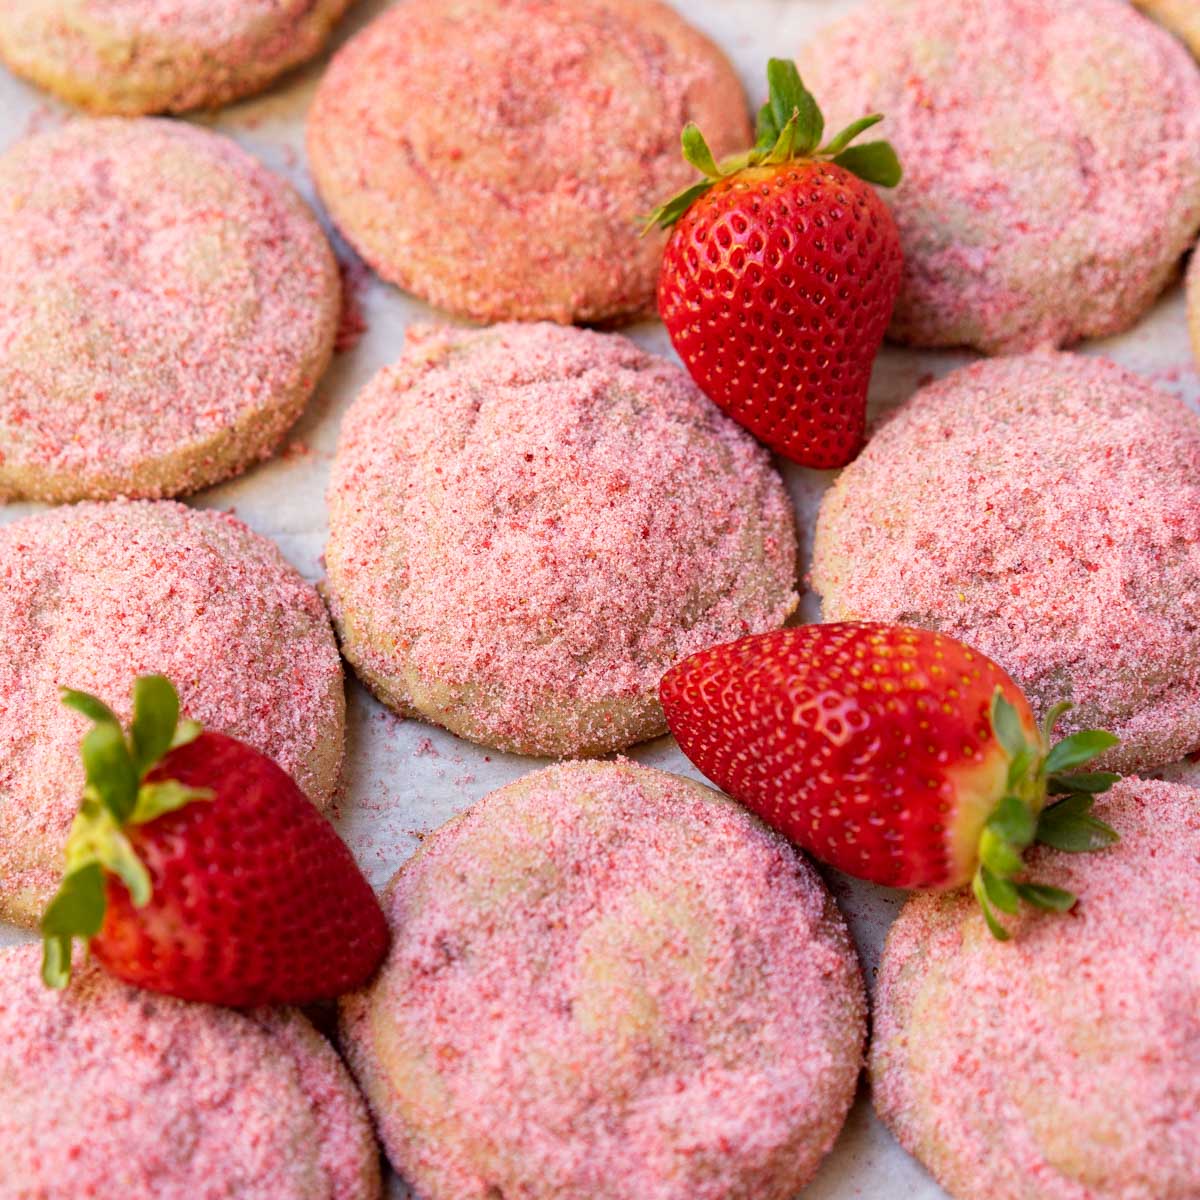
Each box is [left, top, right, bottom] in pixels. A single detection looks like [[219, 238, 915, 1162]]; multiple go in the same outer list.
[[646, 59, 904, 469], [40, 675, 389, 1003], [660, 623, 1122, 939]]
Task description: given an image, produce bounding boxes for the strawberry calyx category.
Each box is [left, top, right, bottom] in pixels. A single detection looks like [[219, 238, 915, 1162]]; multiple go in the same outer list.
[[972, 691, 1121, 940], [644, 57, 902, 232], [40, 676, 212, 989]]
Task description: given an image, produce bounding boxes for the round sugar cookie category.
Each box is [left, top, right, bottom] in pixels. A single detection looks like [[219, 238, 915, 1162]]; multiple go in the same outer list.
[[324, 322, 799, 758], [872, 778, 1200, 1200], [801, 0, 1200, 353], [0, 500, 345, 927], [812, 353, 1200, 773], [0, 118, 339, 503], [340, 759, 866, 1200], [307, 0, 751, 324], [0, 943, 380, 1200], [0, 0, 355, 115]]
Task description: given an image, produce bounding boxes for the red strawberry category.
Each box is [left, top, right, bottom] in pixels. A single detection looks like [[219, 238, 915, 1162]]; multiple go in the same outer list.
[[647, 59, 904, 468], [41, 675, 389, 1003], [660, 623, 1122, 938]]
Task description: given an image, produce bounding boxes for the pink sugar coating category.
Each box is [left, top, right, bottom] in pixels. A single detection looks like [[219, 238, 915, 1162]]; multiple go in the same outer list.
[[33, 0, 336, 46], [0, 117, 336, 491], [0, 500, 344, 919], [307, 0, 750, 323], [802, 0, 1200, 352], [873, 779, 1200, 1199], [325, 322, 798, 751], [813, 353, 1200, 772], [0, 944, 379, 1199], [341, 760, 865, 1200]]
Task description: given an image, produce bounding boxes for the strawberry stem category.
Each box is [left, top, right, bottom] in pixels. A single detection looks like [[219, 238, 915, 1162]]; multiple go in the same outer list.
[[40, 676, 210, 990], [643, 57, 902, 232], [972, 690, 1120, 939]]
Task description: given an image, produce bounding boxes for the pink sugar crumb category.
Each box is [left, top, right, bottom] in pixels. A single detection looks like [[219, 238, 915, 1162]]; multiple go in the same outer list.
[[872, 779, 1200, 1200], [0, 945, 378, 1199], [341, 760, 865, 1200]]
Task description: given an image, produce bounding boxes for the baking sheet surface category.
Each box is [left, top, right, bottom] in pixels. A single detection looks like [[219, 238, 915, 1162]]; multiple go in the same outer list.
[[1, 3, 1198, 1196]]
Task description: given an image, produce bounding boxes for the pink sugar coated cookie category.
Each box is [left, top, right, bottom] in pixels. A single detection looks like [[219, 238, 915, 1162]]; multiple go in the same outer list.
[[872, 779, 1200, 1200], [0, 500, 344, 927], [0, 118, 339, 503], [812, 353, 1200, 773], [0, 0, 355, 115], [801, 0, 1200, 353], [307, 0, 751, 324], [340, 759, 866, 1200], [324, 322, 799, 758], [0, 944, 381, 1200]]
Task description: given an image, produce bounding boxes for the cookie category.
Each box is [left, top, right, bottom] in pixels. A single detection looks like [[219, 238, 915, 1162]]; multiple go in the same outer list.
[[0, 500, 345, 927], [0, 118, 339, 502], [307, 0, 750, 324], [812, 353, 1200, 773], [872, 778, 1200, 1200], [324, 322, 798, 758], [801, 0, 1200, 353], [0, 0, 354, 115], [340, 759, 866, 1200], [0, 943, 380, 1199]]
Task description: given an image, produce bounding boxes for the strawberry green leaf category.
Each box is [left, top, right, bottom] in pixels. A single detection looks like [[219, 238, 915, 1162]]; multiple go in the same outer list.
[[41, 936, 71, 990], [681, 123, 722, 179], [131, 780, 213, 826], [755, 99, 779, 150], [819, 114, 884, 157], [987, 794, 1036, 848], [100, 832, 152, 906], [40, 863, 108, 989], [1016, 882, 1077, 912], [764, 112, 801, 165], [41, 863, 107, 938], [990, 690, 1029, 759], [972, 869, 1011, 941], [832, 140, 902, 187], [1036, 798, 1120, 853], [171, 718, 204, 750], [131, 674, 179, 776], [60, 688, 119, 727], [1005, 745, 1036, 791], [81, 723, 139, 823], [1040, 699, 1073, 744], [1043, 729, 1119, 776], [1048, 771, 1120, 795], [979, 827, 1023, 878], [642, 180, 714, 233], [766, 58, 823, 154], [980, 865, 1019, 914]]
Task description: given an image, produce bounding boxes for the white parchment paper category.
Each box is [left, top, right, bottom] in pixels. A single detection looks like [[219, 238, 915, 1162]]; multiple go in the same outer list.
[[2, 2, 1198, 1196]]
